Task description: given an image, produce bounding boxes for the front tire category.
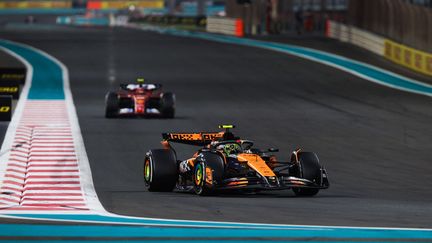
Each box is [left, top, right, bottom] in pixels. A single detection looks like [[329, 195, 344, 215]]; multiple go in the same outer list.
[[193, 152, 225, 196], [193, 162, 207, 195], [105, 92, 119, 118], [292, 152, 322, 197], [144, 149, 178, 192]]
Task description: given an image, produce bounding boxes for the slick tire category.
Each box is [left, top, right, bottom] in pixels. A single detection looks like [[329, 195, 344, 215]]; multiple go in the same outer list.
[[193, 152, 224, 196], [105, 92, 119, 118], [292, 152, 321, 197], [160, 92, 175, 119], [144, 149, 178, 192]]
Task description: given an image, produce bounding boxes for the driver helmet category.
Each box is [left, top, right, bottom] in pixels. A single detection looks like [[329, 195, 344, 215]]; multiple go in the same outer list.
[[217, 143, 242, 156]]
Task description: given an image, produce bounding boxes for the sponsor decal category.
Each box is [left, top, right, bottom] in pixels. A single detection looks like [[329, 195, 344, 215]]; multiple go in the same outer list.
[[0, 87, 18, 92], [0, 95, 11, 121], [205, 167, 213, 185], [0, 68, 26, 84], [404, 49, 411, 65], [202, 133, 223, 140], [414, 53, 423, 70], [394, 46, 401, 61], [384, 42, 392, 57], [227, 180, 248, 186], [0, 85, 19, 99], [384, 39, 432, 77], [0, 106, 10, 112], [168, 132, 223, 141], [427, 57, 432, 73]]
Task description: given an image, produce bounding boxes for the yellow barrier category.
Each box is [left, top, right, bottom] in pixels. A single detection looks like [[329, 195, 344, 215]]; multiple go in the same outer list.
[[384, 39, 432, 76], [0, 1, 163, 9], [0, 1, 71, 9], [100, 1, 164, 9]]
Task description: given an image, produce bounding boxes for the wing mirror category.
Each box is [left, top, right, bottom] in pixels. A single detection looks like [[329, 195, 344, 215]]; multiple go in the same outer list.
[[267, 148, 279, 152]]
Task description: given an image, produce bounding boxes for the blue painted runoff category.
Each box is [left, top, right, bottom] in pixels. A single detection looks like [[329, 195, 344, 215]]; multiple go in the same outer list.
[[1, 223, 432, 241], [0, 241, 423, 243], [3, 214, 432, 241], [8, 213, 297, 229], [0, 40, 65, 99]]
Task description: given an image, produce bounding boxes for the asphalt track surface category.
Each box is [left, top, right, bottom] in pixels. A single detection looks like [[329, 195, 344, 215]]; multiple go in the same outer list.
[[1, 25, 432, 228]]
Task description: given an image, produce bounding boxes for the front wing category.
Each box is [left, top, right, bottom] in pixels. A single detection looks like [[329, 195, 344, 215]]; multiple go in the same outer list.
[[210, 174, 329, 191]]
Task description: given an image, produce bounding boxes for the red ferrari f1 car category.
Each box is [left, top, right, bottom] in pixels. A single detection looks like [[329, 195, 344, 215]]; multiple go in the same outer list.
[[105, 78, 175, 118], [144, 125, 329, 196]]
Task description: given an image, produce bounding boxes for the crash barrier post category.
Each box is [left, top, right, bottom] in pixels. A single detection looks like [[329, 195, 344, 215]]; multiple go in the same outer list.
[[206, 16, 244, 37], [0, 95, 12, 121], [384, 40, 432, 77]]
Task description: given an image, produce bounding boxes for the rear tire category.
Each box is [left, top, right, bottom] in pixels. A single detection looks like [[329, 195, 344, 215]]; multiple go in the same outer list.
[[292, 152, 321, 197], [105, 92, 119, 118], [160, 92, 175, 118], [144, 149, 178, 192]]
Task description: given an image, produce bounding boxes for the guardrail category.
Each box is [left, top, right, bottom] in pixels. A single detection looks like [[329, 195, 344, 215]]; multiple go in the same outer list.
[[326, 20, 432, 77], [206, 16, 244, 37], [326, 20, 384, 56]]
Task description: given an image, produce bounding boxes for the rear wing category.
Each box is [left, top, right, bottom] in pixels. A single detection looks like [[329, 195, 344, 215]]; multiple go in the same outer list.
[[119, 83, 162, 90], [162, 132, 224, 146]]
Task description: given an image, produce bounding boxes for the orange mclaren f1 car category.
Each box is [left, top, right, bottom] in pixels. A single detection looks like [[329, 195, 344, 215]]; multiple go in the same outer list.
[[144, 125, 329, 196]]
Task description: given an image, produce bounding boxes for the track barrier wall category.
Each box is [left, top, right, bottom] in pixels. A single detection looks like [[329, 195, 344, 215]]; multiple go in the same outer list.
[[0, 1, 71, 9], [384, 39, 432, 77], [326, 20, 384, 56], [0, 0, 163, 10], [206, 16, 244, 37], [348, 0, 432, 53], [86, 0, 163, 10], [326, 20, 432, 77]]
